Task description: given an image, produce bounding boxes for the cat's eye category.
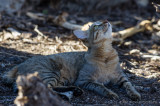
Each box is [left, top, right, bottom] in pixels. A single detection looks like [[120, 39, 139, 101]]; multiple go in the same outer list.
[[94, 25, 98, 29]]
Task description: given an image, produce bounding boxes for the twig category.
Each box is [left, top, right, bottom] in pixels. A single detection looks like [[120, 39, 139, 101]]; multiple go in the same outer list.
[[52, 12, 82, 30], [34, 25, 44, 36], [152, 2, 160, 18], [141, 54, 160, 61], [26, 12, 45, 21], [112, 20, 153, 40], [152, 2, 160, 12]]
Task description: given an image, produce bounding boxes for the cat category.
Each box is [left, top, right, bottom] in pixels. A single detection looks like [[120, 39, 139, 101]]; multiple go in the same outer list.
[[3, 20, 141, 100]]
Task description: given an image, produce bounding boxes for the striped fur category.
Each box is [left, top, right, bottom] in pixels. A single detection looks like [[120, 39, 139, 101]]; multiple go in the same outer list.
[[3, 21, 141, 100]]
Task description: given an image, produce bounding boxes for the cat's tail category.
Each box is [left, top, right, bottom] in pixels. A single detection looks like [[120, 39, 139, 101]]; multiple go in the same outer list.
[[2, 66, 18, 84]]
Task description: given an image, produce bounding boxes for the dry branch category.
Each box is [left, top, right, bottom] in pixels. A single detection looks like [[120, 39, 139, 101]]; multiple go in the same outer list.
[[152, 2, 160, 13], [51, 13, 155, 43], [141, 55, 160, 61], [112, 20, 153, 40], [53, 13, 154, 42], [152, 2, 160, 18], [53, 12, 82, 30], [26, 12, 155, 43], [34, 25, 44, 36], [14, 72, 70, 106], [26, 12, 45, 21]]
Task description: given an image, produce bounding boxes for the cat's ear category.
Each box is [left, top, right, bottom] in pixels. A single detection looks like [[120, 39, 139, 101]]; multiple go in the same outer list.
[[73, 30, 88, 39]]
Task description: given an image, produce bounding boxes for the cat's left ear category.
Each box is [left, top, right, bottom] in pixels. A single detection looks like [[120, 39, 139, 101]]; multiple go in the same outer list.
[[73, 30, 88, 39]]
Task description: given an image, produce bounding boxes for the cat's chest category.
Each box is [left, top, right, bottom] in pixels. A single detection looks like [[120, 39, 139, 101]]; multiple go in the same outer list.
[[92, 62, 116, 83]]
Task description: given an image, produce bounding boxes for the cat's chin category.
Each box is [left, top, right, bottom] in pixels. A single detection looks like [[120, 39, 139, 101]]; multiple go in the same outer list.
[[104, 33, 112, 40], [104, 26, 112, 39]]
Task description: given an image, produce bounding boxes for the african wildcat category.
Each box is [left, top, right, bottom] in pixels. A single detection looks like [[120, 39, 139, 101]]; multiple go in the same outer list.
[[3, 20, 141, 100]]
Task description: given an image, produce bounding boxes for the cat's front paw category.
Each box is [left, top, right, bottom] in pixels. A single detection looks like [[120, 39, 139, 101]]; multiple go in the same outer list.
[[129, 91, 141, 101], [109, 92, 119, 99]]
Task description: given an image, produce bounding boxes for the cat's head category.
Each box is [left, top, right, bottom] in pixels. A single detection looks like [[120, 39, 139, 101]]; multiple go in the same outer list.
[[73, 20, 112, 47]]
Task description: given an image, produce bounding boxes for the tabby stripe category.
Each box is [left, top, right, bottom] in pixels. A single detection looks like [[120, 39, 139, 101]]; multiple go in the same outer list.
[[117, 76, 128, 88], [79, 79, 92, 82], [42, 71, 60, 77], [119, 80, 128, 88], [95, 32, 99, 40], [59, 81, 64, 86], [109, 54, 118, 61], [62, 77, 69, 84], [42, 77, 58, 86], [117, 76, 124, 84], [83, 82, 92, 89], [84, 82, 107, 96], [84, 82, 100, 91], [41, 71, 60, 79], [102, 89, 106, 94], [42, 77, 58, 82], [93, 38, 107, 44], [41, 74, 60, 81]]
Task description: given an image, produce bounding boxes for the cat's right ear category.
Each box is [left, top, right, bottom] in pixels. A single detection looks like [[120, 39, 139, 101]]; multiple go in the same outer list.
[[73, 30, 88, 39]]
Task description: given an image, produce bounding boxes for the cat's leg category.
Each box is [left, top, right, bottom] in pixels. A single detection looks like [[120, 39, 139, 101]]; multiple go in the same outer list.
[[113, 64, 141, 100], [116, 74, 141, 100], [75, 81, 119, 99], [40, 70, 61, 88], [75, 63, 118, 99], [40, 70, 83, 100], [40, 70, 72, 100]]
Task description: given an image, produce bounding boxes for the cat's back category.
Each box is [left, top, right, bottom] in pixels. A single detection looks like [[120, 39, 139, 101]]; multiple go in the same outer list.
[[47, 51, 86, 71], [48, 51, 86, 64], [17, 51, 86, 75]]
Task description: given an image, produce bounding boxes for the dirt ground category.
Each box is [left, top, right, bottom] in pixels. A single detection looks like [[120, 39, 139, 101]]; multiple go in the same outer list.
[[0, 1, 160, 105]]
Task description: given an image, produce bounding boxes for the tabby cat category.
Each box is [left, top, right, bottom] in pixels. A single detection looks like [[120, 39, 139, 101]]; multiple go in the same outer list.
[[3, 20, 141, 100]]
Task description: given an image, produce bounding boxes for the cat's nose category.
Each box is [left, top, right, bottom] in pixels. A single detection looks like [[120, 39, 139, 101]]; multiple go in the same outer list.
[[103, 19, 108, 23]]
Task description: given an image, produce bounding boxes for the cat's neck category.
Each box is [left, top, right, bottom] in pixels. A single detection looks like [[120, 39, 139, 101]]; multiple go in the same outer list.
[[85, 41, 117, 62]]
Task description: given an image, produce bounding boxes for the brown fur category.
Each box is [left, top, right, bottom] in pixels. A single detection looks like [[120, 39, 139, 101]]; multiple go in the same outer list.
[[3, 21, 141, 100]]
